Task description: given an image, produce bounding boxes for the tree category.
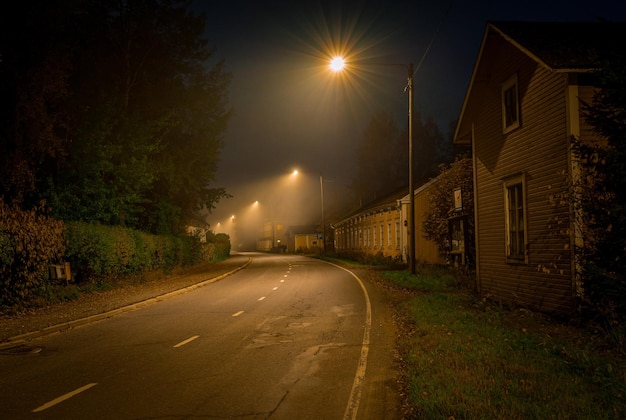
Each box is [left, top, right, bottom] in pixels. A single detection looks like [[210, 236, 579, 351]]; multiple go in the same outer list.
[[412, 114, 443, 184], [352, 110, 445, 207], [577, 49, 626, 316], [0, 1, 74, 204], [0, 0, 232, 234], [422, 155, 474, 266], [352, 111, 405, 205]]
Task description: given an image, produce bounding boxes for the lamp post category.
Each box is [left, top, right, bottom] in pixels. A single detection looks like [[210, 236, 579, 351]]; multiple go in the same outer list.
[[407, 63, 415, 275], [330, 57, 416, 274], [271, 204, 275, 250], [320, 174, 325, 253]]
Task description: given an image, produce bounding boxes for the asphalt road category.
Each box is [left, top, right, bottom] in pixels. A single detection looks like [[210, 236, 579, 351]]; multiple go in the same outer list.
[[0, 253, 400, 419]]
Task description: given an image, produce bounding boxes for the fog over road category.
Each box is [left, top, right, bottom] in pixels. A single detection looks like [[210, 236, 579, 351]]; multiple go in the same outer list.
[[0, 253, 400, 419]]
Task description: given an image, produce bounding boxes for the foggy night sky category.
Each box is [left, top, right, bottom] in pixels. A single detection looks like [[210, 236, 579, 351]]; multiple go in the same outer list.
[[194, 0, 626, 236]]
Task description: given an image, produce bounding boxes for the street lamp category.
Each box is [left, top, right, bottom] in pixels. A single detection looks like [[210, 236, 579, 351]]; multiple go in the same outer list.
[[292, 168, 326, 253], [330, 57, 416, 274], [261, 170, 299, 252], [320, 174, 325, 253]]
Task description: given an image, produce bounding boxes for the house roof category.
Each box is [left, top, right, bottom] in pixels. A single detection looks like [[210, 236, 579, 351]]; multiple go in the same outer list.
[[453, 20, 626, 144], [333, 177, 441, 227], [333, 187, 406, 226], [489, 21, 626, 71]]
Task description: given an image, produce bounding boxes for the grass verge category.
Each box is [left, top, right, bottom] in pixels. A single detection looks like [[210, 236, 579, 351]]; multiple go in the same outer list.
[[383, 268, 626, 419]]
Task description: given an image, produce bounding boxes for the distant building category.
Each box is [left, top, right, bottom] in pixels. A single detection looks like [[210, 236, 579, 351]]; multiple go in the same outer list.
[[282, 225, 318, 253], [186, 218, 209, 243], [257, 219, 290, 252], [399, 178, 447, 265]]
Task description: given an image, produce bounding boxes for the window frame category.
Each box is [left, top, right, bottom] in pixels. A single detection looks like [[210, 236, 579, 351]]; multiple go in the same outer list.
[[395, 220, 400, 249], [501, 73, 520, 134], [503, 174, 528, 264], [372, 223, 377, 248]]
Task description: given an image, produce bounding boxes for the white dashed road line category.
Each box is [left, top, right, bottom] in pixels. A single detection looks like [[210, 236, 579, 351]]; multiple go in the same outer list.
[[32, 383, 98, 412], [174, 335, 199, 348]]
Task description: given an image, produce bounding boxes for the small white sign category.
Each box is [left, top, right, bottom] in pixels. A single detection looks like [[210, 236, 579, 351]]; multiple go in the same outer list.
[[454, 188, 462, 211]]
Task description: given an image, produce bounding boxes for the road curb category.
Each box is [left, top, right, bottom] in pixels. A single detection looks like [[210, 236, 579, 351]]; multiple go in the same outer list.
[[0, 258, 252, 351]]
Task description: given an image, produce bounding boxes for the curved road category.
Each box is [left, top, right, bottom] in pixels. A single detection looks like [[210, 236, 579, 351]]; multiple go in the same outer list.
[[0, 253, 400, 419]]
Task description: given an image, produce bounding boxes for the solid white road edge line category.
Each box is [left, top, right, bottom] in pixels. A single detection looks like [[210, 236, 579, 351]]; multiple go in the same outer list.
[[322, 261, 372, 420], [32, 383, 98, 412]]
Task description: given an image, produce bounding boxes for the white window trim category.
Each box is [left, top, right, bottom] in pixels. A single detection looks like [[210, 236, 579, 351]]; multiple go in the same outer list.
[[503, 173, 528, 263], [501, 73, 520, 134]]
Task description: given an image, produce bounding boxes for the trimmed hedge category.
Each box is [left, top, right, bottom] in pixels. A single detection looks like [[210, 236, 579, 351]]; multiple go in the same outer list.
[[64, 222, 210, 283], [207, 232, 231, 261], [1, 203, 231, 307]]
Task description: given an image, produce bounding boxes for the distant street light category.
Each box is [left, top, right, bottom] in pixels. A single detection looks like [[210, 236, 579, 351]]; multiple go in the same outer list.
[[260, 170, 299, 252], [292, 168, 326, 253], [329, 57, 416, 274]]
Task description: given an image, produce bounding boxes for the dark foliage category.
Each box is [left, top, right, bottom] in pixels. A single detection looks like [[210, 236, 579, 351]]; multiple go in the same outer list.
[[352, 110, 445, 206], [578, 50, 626, 319], [0, 0, 232, 234], [422, 155, 475, 267]]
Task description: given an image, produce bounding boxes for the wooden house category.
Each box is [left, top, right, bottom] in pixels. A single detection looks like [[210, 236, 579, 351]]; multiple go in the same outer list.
[[454, 21, 625, 315]]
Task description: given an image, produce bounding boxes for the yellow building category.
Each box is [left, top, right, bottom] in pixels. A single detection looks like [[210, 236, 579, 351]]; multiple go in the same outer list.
[[333, 180, 445, 265]]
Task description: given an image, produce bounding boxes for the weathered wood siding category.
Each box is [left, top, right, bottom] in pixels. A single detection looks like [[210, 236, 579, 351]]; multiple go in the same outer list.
[[471, 31, 576, 314]]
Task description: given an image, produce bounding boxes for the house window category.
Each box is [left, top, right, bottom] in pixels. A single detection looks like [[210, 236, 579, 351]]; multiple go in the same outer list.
[[504, 175, 527, 262], [387, 223, 392, 248], [395, 220, 400, 249], [501, 74, 520, 133], [380, 224, 384, 249], [372, 224, 376, 248]]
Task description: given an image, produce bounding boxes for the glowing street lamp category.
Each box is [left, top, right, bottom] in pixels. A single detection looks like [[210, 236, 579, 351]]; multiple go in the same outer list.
[[330, 56, 416, 273], [292, 168, 326, 253], [329, 56, 345, 72], [256, 170, 300, 252]]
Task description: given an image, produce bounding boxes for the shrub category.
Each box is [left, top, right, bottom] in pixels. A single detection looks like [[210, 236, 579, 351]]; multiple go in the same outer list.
[[206, 232, 231, 261], [422, 155, 475, 267], [64, 222, 208, 282], [0, 200, 66, 306]]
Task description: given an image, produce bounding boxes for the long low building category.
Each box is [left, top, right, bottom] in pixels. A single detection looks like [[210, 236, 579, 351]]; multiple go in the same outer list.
[[333, 179, 445, 265]]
